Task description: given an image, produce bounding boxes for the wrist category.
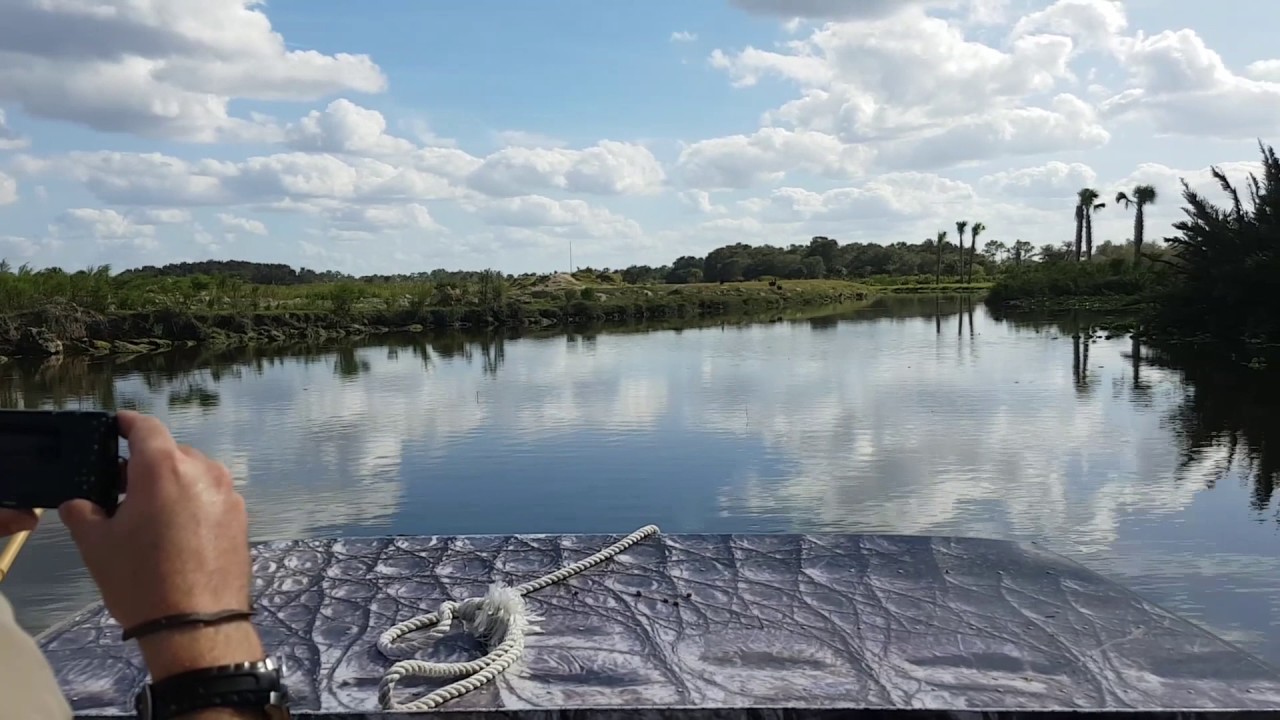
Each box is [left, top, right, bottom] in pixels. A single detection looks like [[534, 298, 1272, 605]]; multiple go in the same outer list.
[[137, 620, 265, 682]]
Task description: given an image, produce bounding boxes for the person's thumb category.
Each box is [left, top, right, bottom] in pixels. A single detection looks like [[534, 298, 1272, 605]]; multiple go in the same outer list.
[[58, 499, 107, 547]]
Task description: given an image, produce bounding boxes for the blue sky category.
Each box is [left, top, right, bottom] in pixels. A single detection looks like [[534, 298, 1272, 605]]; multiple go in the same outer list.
[[1, 0, 1278, 274]]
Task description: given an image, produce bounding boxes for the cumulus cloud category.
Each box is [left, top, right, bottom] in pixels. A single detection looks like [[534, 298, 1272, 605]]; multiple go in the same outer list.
[[1245, 60, 1280, 82], [15, 150, 464, 207], [285, 99, 416, 156], [467, 141, 665, 197], [1011, 0, 1128, 53], [217, 213, 267, 235], [678, 190, 727, 215], [0, 0, 386, 141], [677, 128, 873, 189], [979, 161, 1098, 197], [1101, 29, 1280, 139], [53, 207, 157, 248], [693, 5, 1104, 185], [0, 171, 16, 205], [0, 109, 28, 150], [327, 203, 442, 233], [476, 195, 642, 240], [670, 31, 697, 43], [744, 173, 976, 223], [0, 235, 38, 258]]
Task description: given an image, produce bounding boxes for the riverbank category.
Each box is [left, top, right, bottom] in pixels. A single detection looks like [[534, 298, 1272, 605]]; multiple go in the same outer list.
[[0, 279, 870, 360]]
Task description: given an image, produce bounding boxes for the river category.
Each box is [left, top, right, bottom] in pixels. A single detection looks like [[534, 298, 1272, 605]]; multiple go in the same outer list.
[[3, 295, 1278, 665]]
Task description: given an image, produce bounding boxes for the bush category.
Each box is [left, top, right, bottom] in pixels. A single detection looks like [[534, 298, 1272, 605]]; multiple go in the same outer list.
[[986, 262, 1156, 305]]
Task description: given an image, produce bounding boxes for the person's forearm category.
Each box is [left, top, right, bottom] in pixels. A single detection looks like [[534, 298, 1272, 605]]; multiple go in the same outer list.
[[138, 621, 268, 719]]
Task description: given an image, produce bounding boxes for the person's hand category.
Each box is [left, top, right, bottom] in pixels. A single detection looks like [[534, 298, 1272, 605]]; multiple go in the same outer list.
[[58, 410, 263, 680], [0, 508, 38, 537]]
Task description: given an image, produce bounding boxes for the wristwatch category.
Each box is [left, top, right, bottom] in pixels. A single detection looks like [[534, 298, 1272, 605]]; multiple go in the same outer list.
[[135, 657, 291, 719]]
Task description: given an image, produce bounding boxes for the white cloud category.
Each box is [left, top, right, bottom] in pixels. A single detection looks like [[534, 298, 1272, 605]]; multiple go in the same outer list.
[[670, 31, 697, 43], [16, 150, 464, 207], [0, 109, 29, 150], [53, 207, 157, 248], [467, 141, 665, 197], [285, 99, 416, 156], [399, 118, 457, 149], [130, 208, 192, 224], [677, 128, 873, 189], [217, 212, 267, 235], [1102, 29, 1280, 139], [0, 171, 16, 205], [476, 195, 642, 240], [979, 161, 1098, 197], [753, 173, 976, 222], [678, 190, 727, 215], [0, 235, 38, 258], [1011, 0, 1127, 53], [1245, 60, 1280, 82], [695, 6, 1100, 183], [0, 0, 386, 141], [327, 203, 442, 233]]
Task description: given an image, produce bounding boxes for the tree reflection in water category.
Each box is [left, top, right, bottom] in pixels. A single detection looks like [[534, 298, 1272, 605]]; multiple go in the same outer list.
[[0, 310, 1273, 521], [1147, 345, 1278, 514]]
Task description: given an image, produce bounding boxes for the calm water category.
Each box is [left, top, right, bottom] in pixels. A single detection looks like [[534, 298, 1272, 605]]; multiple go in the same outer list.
[[3, 296, 1279, 664]]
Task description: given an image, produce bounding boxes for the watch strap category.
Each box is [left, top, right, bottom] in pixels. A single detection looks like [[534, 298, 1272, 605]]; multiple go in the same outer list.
[[136, 657, 288, 720]]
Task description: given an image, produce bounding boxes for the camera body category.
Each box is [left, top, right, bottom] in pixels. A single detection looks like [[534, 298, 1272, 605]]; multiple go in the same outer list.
[[0, 410, 120, 514]]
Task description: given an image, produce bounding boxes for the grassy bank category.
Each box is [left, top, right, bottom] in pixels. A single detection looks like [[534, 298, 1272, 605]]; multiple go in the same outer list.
[[0, 276, 870, 360]]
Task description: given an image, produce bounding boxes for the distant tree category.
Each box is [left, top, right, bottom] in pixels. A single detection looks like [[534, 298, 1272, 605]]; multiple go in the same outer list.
[[1077, 188, 1103, 261], [806, 236, 839, 269], [1012, 240, 1035, 267], [1115, 184, 1159, 265], [954, 220, 969, 280], [968, 222, 985, 282], [800, 256, 826, 279], [934, 230, 948, 286], [666, 267, 703, 284], [984, 239, 1008, 265], [719, 257, 747, 282]]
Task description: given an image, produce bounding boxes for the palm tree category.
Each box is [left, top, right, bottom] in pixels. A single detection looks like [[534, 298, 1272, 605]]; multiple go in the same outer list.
[[1115, 184, 1158, 264], [1076, 188, 1104, 260], [934, 230, 948, 286], [968, 222, 985, 282], [1076, 189, 1100, 261], [1088, 202, 1106, 260], [954, 220, 969, 281]]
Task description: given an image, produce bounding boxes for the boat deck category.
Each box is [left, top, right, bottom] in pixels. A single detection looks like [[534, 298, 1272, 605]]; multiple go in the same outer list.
[[39, 533, 1280, 718]]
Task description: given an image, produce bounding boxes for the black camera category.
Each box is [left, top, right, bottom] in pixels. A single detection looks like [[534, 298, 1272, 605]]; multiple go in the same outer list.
[[0, 410, 120, 514]]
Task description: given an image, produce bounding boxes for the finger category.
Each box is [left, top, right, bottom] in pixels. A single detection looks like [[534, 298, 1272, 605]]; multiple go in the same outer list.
[[117, 411, 178, 459], [178, 444, 208, 462], [58, 500, 107, 546], [0, 509, 38, 537]]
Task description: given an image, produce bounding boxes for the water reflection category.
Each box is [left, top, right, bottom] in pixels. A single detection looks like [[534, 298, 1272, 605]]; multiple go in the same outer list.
[[1, 298, 1277, 665]]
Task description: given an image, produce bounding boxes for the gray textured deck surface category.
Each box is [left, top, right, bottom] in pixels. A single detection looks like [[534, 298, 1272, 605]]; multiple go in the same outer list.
[[39, 533, 1280, 718]]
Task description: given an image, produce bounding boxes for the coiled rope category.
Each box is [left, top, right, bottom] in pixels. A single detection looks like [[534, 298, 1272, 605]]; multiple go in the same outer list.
[[376, 524, 661, 711]]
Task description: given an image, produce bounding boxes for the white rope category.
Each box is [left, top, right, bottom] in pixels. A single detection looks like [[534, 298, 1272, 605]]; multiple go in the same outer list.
[[376, 524, 661, 711]]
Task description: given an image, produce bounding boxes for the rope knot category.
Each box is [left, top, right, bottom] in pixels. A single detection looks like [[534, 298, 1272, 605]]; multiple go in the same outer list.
[[376, 525, 660, 711]]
